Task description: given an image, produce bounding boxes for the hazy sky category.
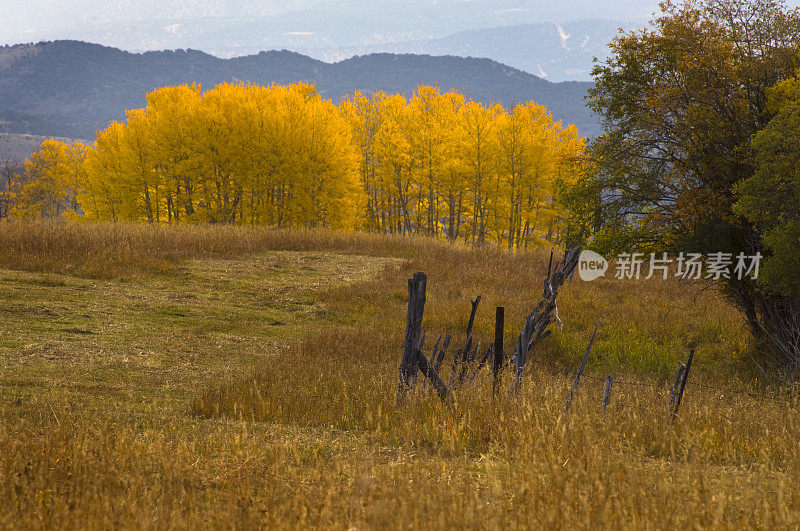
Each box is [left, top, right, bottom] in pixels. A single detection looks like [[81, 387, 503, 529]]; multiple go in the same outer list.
[[4, 0, 800, 82], [5, 0, 800, 42], [2, 1, 672, 42]]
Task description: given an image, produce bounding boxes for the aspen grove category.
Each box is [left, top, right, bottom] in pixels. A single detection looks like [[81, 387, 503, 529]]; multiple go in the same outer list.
[[16, 82, 585, 249]]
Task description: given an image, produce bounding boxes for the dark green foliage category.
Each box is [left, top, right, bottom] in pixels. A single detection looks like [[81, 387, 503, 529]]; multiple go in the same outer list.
[[735, 101, 800, 295]]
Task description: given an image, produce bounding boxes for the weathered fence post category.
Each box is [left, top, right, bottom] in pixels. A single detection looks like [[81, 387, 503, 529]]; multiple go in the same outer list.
[[450, 296, 481, 386], [465, 296, 481, 354], [511, 313, 536, 394], [433, 334, 451, 374], [422, 334, 443, 389], [492, 306, 504, 394], [415, 347, 452, 401], [564, 324, 598, 412], [602, 376, 613, 414], [544, 249, 554, 297], [668, 362, 686, 414], [396, 272, 426, 406], [670, 349, 695, 422]]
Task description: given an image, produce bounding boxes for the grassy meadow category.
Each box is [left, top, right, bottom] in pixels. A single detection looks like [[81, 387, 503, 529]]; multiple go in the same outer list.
[[0, 220, 798, 528]]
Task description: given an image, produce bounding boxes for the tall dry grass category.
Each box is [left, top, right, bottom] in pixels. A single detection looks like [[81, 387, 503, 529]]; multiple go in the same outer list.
[[0, 219, 461, 277], [1, 219, 793, 528], [189, 220, 797, 526]]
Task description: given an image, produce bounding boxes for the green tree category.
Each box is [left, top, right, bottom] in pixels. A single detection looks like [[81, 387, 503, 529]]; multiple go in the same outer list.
[[580, 0, 800, 371], [734, 76, 800, 297]]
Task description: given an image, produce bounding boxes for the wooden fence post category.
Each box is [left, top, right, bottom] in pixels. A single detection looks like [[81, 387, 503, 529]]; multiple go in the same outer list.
[[492, 306, 504, 394], [450, 296, 481, 386], [396, 272, 426, 405], [415, 348, 451, 402], [433, 334, 450, 374], [464, 296, 481, 354], [670, 349, 695, 422], [564, 324, 598, 412], [603, 376, 613, 414], [423, 334, 443, 389], [511, 313, 536, 394], [669, 362, 686, 414]]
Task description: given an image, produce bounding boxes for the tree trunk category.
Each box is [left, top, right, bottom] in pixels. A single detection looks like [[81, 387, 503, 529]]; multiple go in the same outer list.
[[727, 277, 800, 376]]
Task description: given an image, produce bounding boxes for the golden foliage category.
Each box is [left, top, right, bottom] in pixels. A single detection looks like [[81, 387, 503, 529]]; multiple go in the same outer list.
[[341, 87, 585, 248], [17, 83, 584, 248]]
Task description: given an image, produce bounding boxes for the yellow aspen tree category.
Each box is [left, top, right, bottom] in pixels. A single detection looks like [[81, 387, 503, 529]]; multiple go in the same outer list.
[[81, 122, 128, 221], [124, 109, 161, 222], [146, 84, 203, 223], [64, 142, 89, 217], [270, 84, 308, 227], [248, 84, 288, 225], [195, 83, 249, 223], [83, 112, 160, 223], [459, 100, 500, 245], [340, 91, 385, 230], [409, 86, 463, 236], [496, 109, 524, 249], [547, 124, 586, 241], [15, 139, 80, 218], [304, 96, 363, 229], [375, 93, 417, 234]]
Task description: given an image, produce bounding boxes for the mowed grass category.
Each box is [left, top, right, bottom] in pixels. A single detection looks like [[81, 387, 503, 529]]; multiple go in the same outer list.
[[0, 251, 397, 411], [1, 220, 798, 528]]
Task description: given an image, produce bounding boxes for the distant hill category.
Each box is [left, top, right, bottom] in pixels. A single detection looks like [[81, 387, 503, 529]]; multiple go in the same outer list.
[[0, 1, 664, 55], [304, 20, 625, 82], [0, 133, 84, 162], [407, 20, 621, 82], [0, 40, 599, 140]]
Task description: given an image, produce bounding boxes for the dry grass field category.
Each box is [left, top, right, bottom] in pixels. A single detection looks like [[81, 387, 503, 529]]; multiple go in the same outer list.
[[0, 220, 798, 528]]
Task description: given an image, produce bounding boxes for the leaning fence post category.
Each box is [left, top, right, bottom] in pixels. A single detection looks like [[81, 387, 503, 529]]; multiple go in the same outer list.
[[602, 376, 613, 414], [422, 334, 443, 389], [511, 313, 536, 395], [464, 296, 481, 356], [492, 306, 505, 394], [564, 324, 598, 413], [668, 362, 686, 414], [396, 272, 427, 406], [433, 334, 450, 374], [415, 348, 451, 402], [453, 296, 481, 385], [670, 349, 695, 423]]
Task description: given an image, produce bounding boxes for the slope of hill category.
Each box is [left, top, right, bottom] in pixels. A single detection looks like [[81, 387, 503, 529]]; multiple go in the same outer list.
[[417, 20, 622, 82], [302, 20, 625, 82], [0, 40, 598, 140], [0, 133, 85, 162]]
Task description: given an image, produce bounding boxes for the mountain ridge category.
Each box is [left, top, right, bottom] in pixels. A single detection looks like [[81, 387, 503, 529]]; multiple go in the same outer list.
[[0, 40, 598, 141]]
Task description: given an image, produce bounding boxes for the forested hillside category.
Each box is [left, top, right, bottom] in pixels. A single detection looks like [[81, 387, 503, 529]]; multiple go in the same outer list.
[[0, 41, 597, 139]]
